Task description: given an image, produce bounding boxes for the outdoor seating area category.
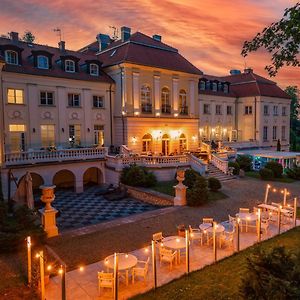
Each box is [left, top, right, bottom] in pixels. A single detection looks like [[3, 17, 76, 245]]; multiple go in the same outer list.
[[45, 188, 299, 300]]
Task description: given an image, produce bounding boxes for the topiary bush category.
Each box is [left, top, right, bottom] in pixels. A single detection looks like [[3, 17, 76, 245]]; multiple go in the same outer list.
[[187, 176, 209, 206], [236, 155, 252, 171], [208, 177, 222, 192], [265, 161, 283, 178], [120, 164, 157, 187], [286, 167, 300, 180], [183, 169, 201, 189], [259, 168, 274, 180], [228, 161, 240, 175]]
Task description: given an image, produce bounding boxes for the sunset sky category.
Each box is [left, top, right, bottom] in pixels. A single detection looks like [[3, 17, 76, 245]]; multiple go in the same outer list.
[[0, 0, 299, 88]]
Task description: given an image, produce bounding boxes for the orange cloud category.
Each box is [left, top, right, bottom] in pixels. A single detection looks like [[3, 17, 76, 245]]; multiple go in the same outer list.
[[0, 0, 298, 88]]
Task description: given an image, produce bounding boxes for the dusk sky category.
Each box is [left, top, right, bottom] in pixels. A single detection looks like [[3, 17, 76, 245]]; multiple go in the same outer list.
[[1, 0, 299, 88]]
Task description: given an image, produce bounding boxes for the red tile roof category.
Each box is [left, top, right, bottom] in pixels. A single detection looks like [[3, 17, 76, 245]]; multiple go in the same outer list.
[[0, 38, 114, 83], [93, 32, 202, 75]]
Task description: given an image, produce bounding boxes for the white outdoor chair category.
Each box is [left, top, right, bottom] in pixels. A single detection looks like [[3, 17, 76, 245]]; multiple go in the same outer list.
[[98, 272, 114, 296], [153, 232, 164, 245], [132, 257, 150, 284], [260, 218, 269, 235], [189, 225, 203, 246], [220, 226, 235, 249], [228, 215, 236, 225], [201, 218, 213, 244], [159, 247, 177, 270]]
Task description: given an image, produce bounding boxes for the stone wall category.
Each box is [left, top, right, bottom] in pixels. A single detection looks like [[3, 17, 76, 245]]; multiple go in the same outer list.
[[124, 185, 174, 206]]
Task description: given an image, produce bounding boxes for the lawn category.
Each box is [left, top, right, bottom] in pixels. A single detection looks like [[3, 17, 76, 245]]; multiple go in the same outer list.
[[132, 226, 300, 300], [151, 180, 228, 201], [246, 171, 295, 183]]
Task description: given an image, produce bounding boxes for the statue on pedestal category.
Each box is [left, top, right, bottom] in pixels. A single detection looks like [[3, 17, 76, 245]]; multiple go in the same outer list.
[[174, 169, 187, 206]]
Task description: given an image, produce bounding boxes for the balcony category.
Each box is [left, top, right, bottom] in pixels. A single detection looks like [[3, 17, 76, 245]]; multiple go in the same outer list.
[[141, 103, 152, 114], [179, 106, 188, 115], [161, 104, 171, 114], [4, 147, 108, 166]]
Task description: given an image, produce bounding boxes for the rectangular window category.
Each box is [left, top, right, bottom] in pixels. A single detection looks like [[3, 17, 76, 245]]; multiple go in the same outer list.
[[94, 125, 104, 146], [93, 95, 104, 108], [282, 106, 287, 116], [7, 88, 24, 104], [40, 91, 54, 105], [263, 126, 268, 141], [263, 105, 269, 116], [282, 126, 286, 140], [68, 93, 80, 107], [41, 125, 55, 147], [203, 104, 210, 114], [245, 106, 252, 115], [69, 125, 81, 145], [273, 105, 278, 116], [9, 124, 26, 152], [216, 105, 222, 115], [272, 126, 277, 140], [226, 105, 232, 115]]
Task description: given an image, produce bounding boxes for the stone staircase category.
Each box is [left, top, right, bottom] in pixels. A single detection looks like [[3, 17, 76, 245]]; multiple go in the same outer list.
[[206, 163, 236, 182]]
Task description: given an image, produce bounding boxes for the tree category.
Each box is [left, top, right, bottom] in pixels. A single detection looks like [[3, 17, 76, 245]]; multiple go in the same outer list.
[[22, 31, 35, 43], [276, 139, 281, 151], [241, 3, 300, 76], [285, 86, 300, 151], [240, 246, 300, 299]]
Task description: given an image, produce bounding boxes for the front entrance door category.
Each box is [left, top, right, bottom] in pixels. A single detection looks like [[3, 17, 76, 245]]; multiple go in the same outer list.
[[162, 134, 170, 155]]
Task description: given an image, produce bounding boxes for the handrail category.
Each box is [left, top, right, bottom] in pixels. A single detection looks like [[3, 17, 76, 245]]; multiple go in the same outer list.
[[211, 153, 228, 174]]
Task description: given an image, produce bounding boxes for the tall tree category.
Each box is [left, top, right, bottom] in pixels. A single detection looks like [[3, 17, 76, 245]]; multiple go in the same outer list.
[[21, 31, 35, 43], [241, 3, 300, 76]]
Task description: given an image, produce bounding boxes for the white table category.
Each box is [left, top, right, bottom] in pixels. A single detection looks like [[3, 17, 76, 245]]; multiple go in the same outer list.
[[104, 253, 137, 285], [199, 223, 225, 247], [258, 204, 290, 214], [199, 223, 212, 232], [236, 212, 257, 232], [163, 236, 186, 263]]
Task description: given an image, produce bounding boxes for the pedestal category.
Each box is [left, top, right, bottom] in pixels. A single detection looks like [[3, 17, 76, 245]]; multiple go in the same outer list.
[[174, 170, 187, 206], [39, 208, 59, 237]]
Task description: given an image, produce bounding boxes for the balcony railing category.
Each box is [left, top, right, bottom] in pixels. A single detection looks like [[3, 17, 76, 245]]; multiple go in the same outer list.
[[141, 103, 152, 113], [4, 147, 108, 166], [179, 106, 188, 115], [161, 104, 171, 114]]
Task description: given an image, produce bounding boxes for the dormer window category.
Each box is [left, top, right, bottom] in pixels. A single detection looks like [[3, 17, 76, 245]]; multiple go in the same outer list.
[[65, 60, 75, 73], [37, 55, 49, 69], [199, 81, 205, 90], [224, 84, 229, 93], [90, 63, 99, 76], [5, 50, 18, 65], [205, 80, 210, 90], [212, 82, 217, 92]]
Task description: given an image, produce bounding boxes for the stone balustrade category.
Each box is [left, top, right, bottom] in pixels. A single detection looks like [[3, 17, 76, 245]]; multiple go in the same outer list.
[[4, 147, 108, 166], [211, 153, 229, 174]]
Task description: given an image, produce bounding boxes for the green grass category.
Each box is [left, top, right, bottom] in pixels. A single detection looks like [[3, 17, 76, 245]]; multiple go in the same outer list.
[[246, 171, 295, 183], [151, 180, 228, 201], [132, 226, 300, 300]]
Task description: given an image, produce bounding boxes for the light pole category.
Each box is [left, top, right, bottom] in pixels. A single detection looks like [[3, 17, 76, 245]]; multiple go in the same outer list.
[[151, 240, 157, 289], [26, 236, 32, 286], [185, 229, 190, 274]]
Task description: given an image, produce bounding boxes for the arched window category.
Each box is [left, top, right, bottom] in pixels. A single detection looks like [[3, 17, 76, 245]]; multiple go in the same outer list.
[[205, 80, 210, 90], [142, 133, 152, 153], [141, 85, 152, 113], [5, 50, 18, 65], [161, 87, 170, 114], [224, 84, 229, 93], [179, 89, 188, 115], [212, 82, 217, 92], [179, 133, 187, 153], [37, 55, 49, 69], [90, 63, 99, 76], [65, 60, 75, 73], [199, 81, 206, 90], [161, 133, 170, 155]]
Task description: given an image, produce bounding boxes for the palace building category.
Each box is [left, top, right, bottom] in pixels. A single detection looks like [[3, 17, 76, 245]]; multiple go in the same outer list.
[[0, 27, 291, 198]]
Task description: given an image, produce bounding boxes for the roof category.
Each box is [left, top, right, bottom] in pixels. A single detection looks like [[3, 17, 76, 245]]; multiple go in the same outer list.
[[91, 32, 202, 75], [237, 149, 300, 159], [0, 37, 114, 84], [199, 72, 290, 99]]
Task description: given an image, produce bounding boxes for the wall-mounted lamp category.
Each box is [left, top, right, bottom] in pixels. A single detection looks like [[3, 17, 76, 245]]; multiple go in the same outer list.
[[131, 136, 137, 144], [61, 128, 65, 133], [32, 128, 36, 133], [155, 112, 160, 117], [134, 111, 140, 116], [122, 111, 126, 116], [192, 135, 197, 142], [174, 113, 178, 117]]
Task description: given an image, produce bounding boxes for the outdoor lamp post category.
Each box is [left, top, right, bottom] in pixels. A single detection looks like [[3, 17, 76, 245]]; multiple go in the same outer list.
[[213, 222, 217, 262], [236, 218, 240, 252], [185, 229, 190, 274], [278, 206, 282, 234], [59, 265, 66, 300], [113, 253, 118, 300], [37, 251, 45, 300], [26, 236, 32, 285], [293, 197, 297, 227], [264, 184, 271, 204], [283, 188, 288, 207], [151, 240, 157, 289], [257, 209, 261, 242]]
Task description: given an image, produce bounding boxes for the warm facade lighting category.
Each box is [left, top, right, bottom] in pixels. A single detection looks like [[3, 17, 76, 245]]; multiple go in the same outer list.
[[131, 136, 137, 144], [174, 113, 178, 117], [134, 111, 140, 116], [155, 112, 160, 117]]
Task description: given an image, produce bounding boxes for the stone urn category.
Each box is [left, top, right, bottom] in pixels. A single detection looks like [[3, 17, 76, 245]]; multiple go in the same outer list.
[[40, 185, 56, 211], [174, 170, 187, 206]]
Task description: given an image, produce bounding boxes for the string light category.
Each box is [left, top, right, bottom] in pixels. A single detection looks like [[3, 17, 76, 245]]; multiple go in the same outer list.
[[58, 268, 63, 275], [47, 265, 52, 271]]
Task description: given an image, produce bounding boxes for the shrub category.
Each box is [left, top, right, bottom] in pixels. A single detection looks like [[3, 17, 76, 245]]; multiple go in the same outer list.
[[236, 155, 252, 171], [120, 164, 157, 187], [265, 161, 283, 178], [240, 247, 300, 299], [187, 176, 209, 206], [259, 168, 274, 180], [228, 161, 240, 175], [286, 167, 300, 180], [183, 169, 201, 189], [208, 177, 222, 192]]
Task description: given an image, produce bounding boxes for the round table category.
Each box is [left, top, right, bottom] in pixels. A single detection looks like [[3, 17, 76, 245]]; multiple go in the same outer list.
[[104, 253, 137, 285], [199, 223, 212, 231], [206, 224, 225, 234], [236, 212, 257, 232], [162, 236, 186, 263], [199, 223, 224, 247]]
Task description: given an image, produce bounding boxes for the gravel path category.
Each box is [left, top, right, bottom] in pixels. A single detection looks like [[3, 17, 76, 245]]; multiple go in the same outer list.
[[47, 177, 300, 270]]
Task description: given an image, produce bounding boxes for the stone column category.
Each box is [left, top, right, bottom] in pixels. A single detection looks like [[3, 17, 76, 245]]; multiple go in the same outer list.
[[39, 185, 58, 238], [189, 80, 196, 117], [174, 170, 187, 206], [75, 179, 84, 194], [172, 77, 179, 114], [154, 75, 160, 115], [132, 72, 140, 114]]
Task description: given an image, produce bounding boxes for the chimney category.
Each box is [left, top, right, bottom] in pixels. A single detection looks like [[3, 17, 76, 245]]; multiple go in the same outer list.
[[96, 34, 111, 52], [244, 68, 253, 74], [10, 31, 19, 42], [121, 26, 131, 42], [58, 41, 65, 52], [230, 69, 241, 75], [152, 34, 161, 42]]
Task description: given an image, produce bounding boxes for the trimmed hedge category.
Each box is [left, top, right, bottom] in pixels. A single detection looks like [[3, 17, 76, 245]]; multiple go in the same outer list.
[[259, 168, 274, 180], [187, 176, 209, 206], [228, 161, 240, 175], [208, 177, 222, 192], [236, 155, 252, 171], [183, 169, 202, 189], [286, 167, 300, 180], [265, 161, 283, 178]]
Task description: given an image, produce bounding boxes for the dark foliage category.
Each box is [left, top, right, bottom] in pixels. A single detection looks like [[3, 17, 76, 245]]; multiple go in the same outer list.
[[228, 161, 240, 175], [286, 166, 300, 180], [265, 161, 283, 178], [236, 155, 252, 171], [259, 168, 274, 180], [187, 176, 209, 206], [208, 177, 222, 192], [183, 169, 202, 189]]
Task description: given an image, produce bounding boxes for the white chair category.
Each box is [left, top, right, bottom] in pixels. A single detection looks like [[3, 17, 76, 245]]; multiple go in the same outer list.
[[98, 272, 114, 296], [201, 218, 213, 244], [132, 257, 150, 284], [160, 247, 177, 270], [228, 215, 236, 225], [153, 232, 164, 245], [260, 218, 269, 235], [189, 225, 203, 246], [220, 227, 235, 249]]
